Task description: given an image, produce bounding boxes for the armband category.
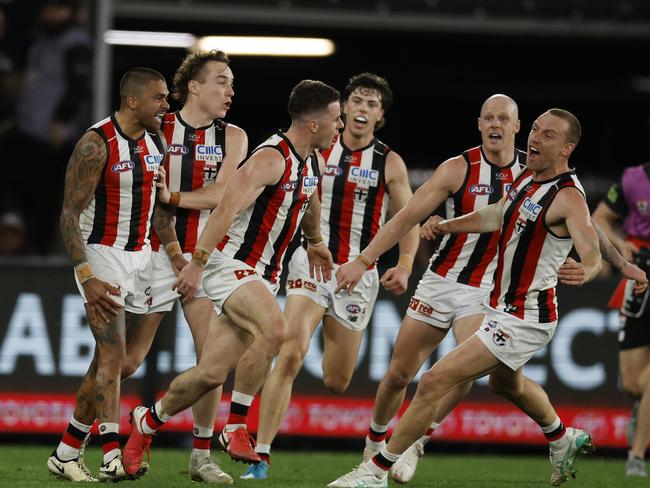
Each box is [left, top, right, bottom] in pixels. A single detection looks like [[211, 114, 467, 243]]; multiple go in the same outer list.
[[168, 192, 181, 207], [191, 247, 210, 268], [355, 254, 372, 269], [305, 234, 324, 246], [397, 254, 414, 274], [75, 262, 95, 285], [165, 241, 182, 258]]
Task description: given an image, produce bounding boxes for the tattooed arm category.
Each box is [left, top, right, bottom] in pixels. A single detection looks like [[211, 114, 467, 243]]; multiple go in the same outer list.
[[593, 219, 647, 293], [60, 131, 122, 323], [558, 218, 648, 293]]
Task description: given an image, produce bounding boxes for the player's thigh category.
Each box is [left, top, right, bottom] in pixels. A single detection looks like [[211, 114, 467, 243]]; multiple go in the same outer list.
[[284, 295, 327, 353], [182, 297, 217, 358], [452, 313, 486, 344], [85, 303, 127, 347], [199, 312, 252, 372], [389, 315, 449, 378], [222, 280, 285, 338], [321, 315, 364, 379], [425, 335, 502, 387], [124, 311, 164, 366]]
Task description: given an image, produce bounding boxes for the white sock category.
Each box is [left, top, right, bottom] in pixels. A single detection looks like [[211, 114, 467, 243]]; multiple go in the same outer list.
[[192, 424, 214, 457], [370, 419, 390, 434], [366, 419, 390, 450], [56, 416, 92, 461], [155, 400, 172, 422], [99, 422, 120, 465], [224, 391, 254, 432], [255, 443, 271, 455], [102, 448, 120, 465], [541, 417, 567, 448], [231, 391, 255, 406], [366, 448, 398, 477]]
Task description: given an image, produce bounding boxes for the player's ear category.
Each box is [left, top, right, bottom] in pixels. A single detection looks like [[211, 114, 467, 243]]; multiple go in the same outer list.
[[561, 143, 575, 158], [126, 94, 138, 110], [188, 79, 200, 96]]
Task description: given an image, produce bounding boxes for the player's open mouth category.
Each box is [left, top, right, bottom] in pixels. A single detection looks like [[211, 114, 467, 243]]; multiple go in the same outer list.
[[354, 116, 368, 124], [155, 112, 165, 122], [488, 132, 502, 141], [529, 145, 540, 155], [224, 102, 231, 110]]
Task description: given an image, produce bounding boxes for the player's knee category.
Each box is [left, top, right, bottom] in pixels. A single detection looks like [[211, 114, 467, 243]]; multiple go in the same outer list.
[[418, 367, 447, 395], [265, 315, 288, 352], [383, 366, 414, 391], [120, 356, 143, 380], [276, 348, 305, 379], [323, 373, 351, 394], [196, 366, 226, 391]]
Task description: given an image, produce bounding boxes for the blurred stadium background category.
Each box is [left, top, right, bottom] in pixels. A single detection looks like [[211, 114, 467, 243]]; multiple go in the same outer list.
[[1, 0, 650, 465]]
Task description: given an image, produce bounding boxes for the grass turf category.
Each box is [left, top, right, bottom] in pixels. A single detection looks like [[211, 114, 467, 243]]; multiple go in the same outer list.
[[0, 445, 646, 487]]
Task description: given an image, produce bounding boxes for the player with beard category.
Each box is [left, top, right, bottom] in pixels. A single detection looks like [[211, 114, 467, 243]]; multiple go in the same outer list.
[[241, 73, 418, 480], [329, 106, 647, 487], [122, 80, 340, 477], [48, 67, 171, 481]]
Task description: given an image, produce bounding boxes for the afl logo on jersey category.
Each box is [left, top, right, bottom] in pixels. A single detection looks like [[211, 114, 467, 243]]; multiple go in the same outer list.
[[281, 181, 298, 192], [469, 184, 494, 195], [168, 144, 189, 155], [112, 160, 135, 173], [346, 304, 361, 314], [324, 165, 343, 177]]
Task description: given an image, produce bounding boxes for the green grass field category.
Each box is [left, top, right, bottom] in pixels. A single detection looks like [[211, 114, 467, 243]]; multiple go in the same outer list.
[[0, 446, 646, 488]]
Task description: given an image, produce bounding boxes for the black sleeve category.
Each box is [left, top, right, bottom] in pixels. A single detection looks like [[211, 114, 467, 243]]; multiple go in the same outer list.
[[602, 180, 629, 218], [53, 44, 92, 122]]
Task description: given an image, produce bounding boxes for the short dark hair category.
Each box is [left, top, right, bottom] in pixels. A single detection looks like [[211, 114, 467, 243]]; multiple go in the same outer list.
[[341, 73, 393, 130], [549, 108, 582, 145], [173, 50, 230, 104], [287, 80, 340, 121], [119, 67, 165, 103]]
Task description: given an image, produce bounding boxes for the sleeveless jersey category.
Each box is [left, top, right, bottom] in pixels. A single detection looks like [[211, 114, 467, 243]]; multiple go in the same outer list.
[[319, 133, 390, 265], [150, 112, 227, 253], [490, 169, 585, 323], [80, 114, 165, 251], [429, 146, 526, 288], [217, 131, 320, 284]]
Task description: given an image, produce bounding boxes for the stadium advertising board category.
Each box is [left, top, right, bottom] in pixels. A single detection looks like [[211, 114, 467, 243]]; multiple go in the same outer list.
[[0, 262, 633, 447]]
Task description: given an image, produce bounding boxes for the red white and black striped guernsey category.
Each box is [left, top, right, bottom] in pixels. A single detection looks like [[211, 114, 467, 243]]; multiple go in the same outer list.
[[79, 114, 165, 251], [430, 146, 526, 288], [217, 131, 320, 284], [150, 112, 227, 253], [320, 132, 390, 265], [490, 169, 585, 323]]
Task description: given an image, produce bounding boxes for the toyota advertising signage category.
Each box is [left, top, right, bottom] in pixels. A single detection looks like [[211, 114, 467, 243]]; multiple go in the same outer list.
[[0, 262, 633, 447]]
